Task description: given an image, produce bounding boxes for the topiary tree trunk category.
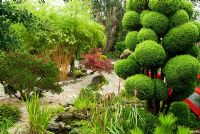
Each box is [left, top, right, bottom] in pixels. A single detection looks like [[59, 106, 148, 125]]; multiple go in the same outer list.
[[114, 0, 200, 115]]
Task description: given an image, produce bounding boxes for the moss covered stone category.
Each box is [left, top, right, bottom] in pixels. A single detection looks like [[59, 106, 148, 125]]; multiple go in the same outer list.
[[141, 11, 169, 36], [114, 59, 140, 79], [122, 11, 140, 30], [164, 55, 200, 89], [125, 31, 139, 51], [125, 74, 154, 100], [137, 28, 158, 43], [135, 40, 166, 68], [170, 10, 189, 28], [163, 22, 199, 54]]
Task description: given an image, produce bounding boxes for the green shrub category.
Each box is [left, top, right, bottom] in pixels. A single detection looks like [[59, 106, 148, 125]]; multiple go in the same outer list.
[[154, 79, 168, 101], [148, 0, 179, 15], [178, 0, 193, 18], [115, 41, 126, 52], [140, 10, 150, 24], [164, 55, 199, 90], [0, 104, 20, 123], [192, 21, 200, 42], [170, 10, 189, 28], [114, 59, 140, 79], [0, 52, 62, 99], [125, 74, 154, 100], [188, 113, 200, 129], [177, 126, 191, 134], [125, 31, 139, 51], [137, 28, 158, 43], [134, 40, 166, 68], [73, 69, 85, 78], [122, 11, 140, 30], [185, 44, 200, 58], [127, 53, 136, 61], [163, 22, 199, 54], [141, 11, 169, 36], [126, 0, 147, 12], [169, 102, 190, 126]]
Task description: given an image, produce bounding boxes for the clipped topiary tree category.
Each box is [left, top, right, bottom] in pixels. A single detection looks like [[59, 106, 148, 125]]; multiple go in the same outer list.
[[115, 0, 200, 118]]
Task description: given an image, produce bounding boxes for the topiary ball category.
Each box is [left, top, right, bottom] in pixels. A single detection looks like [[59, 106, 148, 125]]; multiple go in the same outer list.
[[141, 11, 169, 36], [185, 44, 200, 58], [178, 0, 194, 18], [154, 79, 168, 101], [192, 21, 200, 42], [140, 10, 150, 23], [169, 102, 190, 126], [148, 0, 180, 15], [127, 53, 136, 61], [137, 28, 158, 43], [126, 0, 148, 12], [122, 11, 140, 30], [134, 40, 166, 68], [170, 9, 189, 28], [125, 74, 154, 100], [164, 55, 200, 89], [163, 22, 199, 54], [125, 31, 139, 51], [114, 59, 140, 79]]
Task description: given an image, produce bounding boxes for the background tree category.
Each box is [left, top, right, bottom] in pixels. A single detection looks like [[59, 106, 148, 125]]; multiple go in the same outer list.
[[115, 0, 200, 119]]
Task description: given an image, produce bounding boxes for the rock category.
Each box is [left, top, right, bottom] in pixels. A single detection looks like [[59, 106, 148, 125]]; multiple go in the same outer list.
[[120, 49, 132, 59], [58, 122, 66, 130], [66, 125, 71, 130], [61, 112, 74, 119], [91, 75, 106, 85], [73, 112, 88, 120], [47, 121, 59, 131]]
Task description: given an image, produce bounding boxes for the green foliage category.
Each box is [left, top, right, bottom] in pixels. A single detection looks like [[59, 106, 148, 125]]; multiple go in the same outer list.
[[154, 79, 168, 101], [115, 41, 126, 52], [163, 22, 199, 54], [73, 69, 85, 79], [154, 114, 177, 134], [148, 0, 179, 15], [137, 28, 158, 43], [192, 21, 200, 42], [169, 102, 190, 126], [114, 59, 140, 79], [187, 113, 200, 129], [125, 74, 154, 100], [126, 0, 147, 12], [26, 94, 52, 134], [0, 103, 20, 124], [122, 11, 140, 30], [140, 10, 150, 24], [141, 11, 169, 36], [164, 55, 199, 90], [178, 0, 194, 18], [177, 126, 191, 134], [125, 31, 139, 51], [0, 52, 62, 99], [185, 44, 200, 58], [170, 10, 189, 28], [134, 40, 166, 68], [130, 128, 144, 134]]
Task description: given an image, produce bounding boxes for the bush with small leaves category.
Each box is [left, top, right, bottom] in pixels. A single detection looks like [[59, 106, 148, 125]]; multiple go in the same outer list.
[[126, 0, 147, 12], [154, 79, 168, 101], [125, 74, 154, 100], [178, 0, 194, 18], [122, 11, 140, 30], [114, 59, 140, 79], [169, 102, 190, 126], [170, 10, 189, 28], [137, 28, 158, 43], [135, 40, 166, 68], [141, 11, 169, 36], [185, 44, 199, 58], [127, 53, 136, 61], [163, 22, 199, 54], [125, 31, 139, 51], [164, 55, 199, 90], [148, 0, 179, 15], [140, 10, 150, 23], [192, 21, 200, 41]]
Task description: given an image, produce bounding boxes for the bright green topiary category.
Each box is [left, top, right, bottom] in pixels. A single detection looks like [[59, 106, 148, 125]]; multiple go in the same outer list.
[[141, 11, 169, 36], [125, 31, 139, 51], [178, 0, 194, 18], [135, 40, 166, 68], [137, 28, 158, 43], [192, 21, 200, 42], [114, 59, 140, 79], [185, 44, 200, 58], [163, 22, 199, 54], [126, 0, 148, 12], [169, 10, 189, 28], [169, 102, 190, 126], [154, 79, 168, 101], [140, 10, 150, 23], [148, 0, 179, 15], [127, 53, 136, 61], [164, 55, 200, 90], [122, 11, 140, 30], [125, 74, 154, 100]]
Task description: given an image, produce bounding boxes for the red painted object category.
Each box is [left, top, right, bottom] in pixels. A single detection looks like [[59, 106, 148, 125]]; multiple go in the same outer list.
[[184, 87, 200, 118], [168, 88, 173, 96], [147, 71, 161, 79]]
